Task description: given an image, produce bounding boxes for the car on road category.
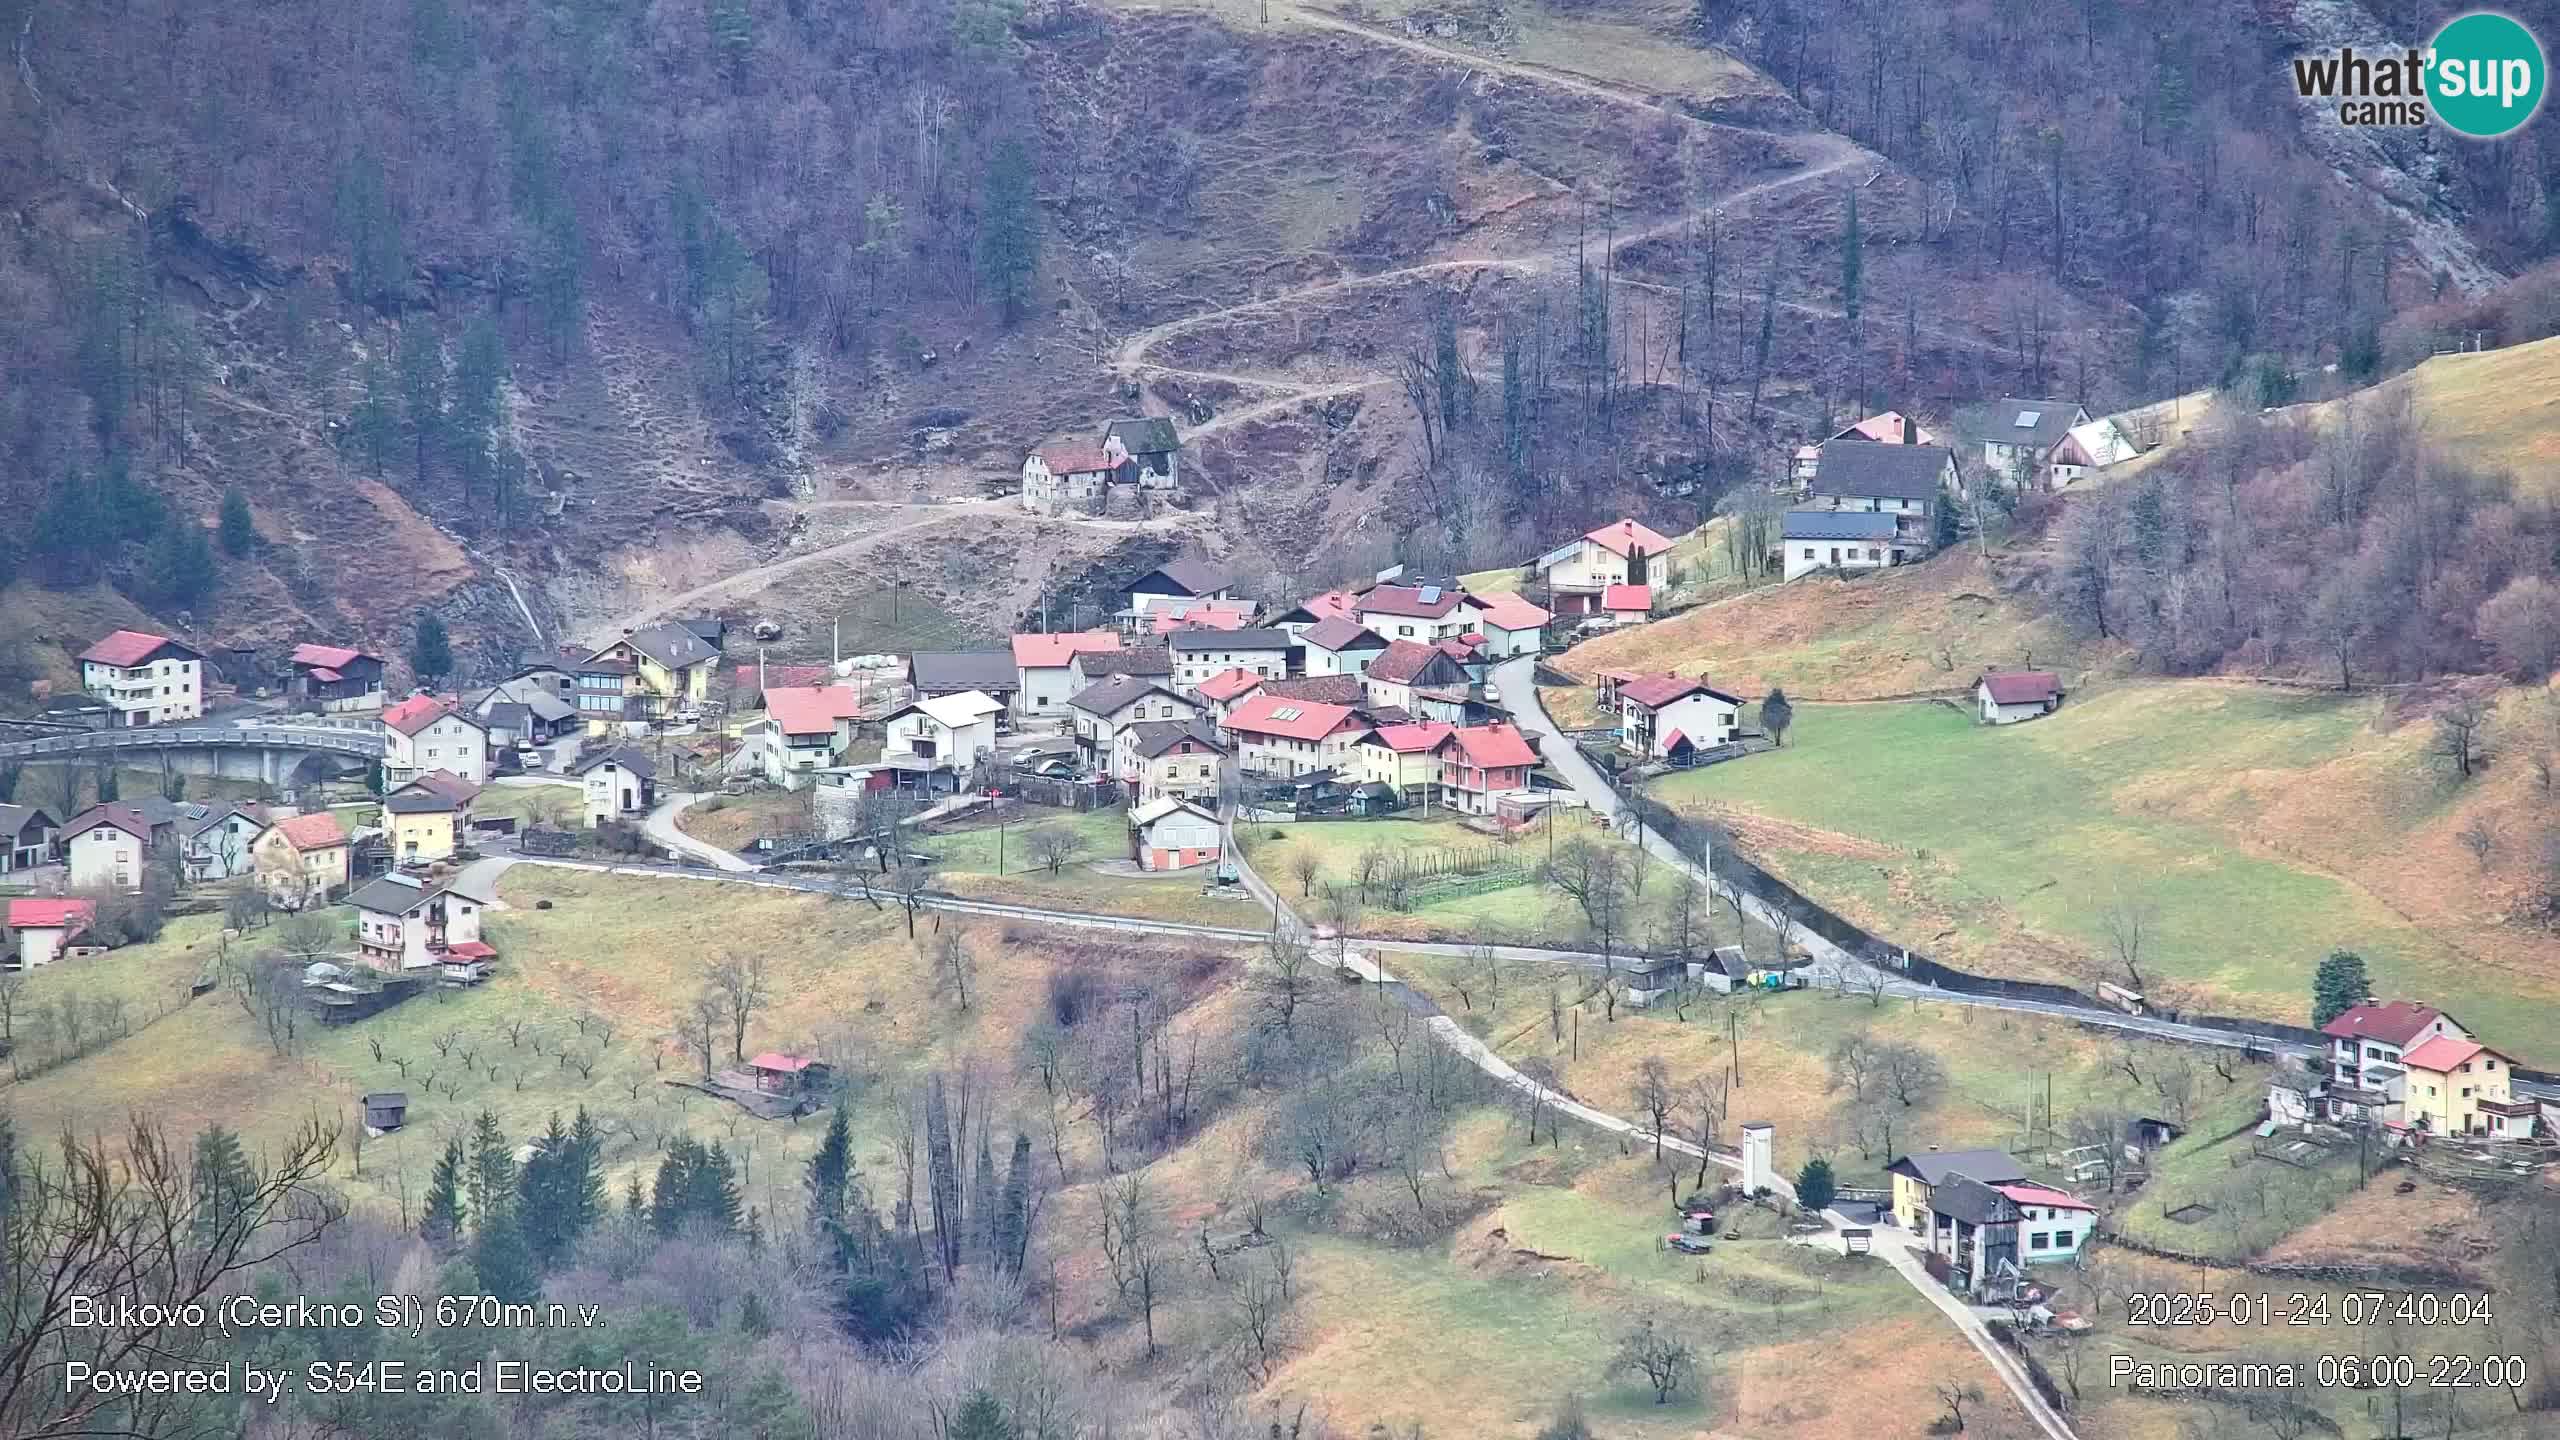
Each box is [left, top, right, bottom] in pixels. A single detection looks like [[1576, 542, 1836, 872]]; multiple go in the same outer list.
[[1017, 757, 1076, 779]]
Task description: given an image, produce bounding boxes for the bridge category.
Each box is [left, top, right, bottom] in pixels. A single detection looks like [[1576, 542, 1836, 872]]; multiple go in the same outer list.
[[0, 724, 384, 787]]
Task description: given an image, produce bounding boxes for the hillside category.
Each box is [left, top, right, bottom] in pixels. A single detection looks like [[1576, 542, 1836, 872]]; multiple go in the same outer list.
[[5, 0, 2555, 684]]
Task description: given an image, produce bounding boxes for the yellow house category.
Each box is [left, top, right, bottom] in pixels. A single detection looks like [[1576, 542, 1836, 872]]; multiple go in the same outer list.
[[588, 622, 718, 720], [383, 772, 478, 865], [1353, 722, 1451, 806], [251, 812, 351, 909], [1885, 1149, 2025, 1231], [2401, 1036, 2526, 1137]]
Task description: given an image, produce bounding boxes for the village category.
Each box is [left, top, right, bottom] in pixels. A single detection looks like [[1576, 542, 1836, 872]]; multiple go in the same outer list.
[[3, 394, 2554, 1436]]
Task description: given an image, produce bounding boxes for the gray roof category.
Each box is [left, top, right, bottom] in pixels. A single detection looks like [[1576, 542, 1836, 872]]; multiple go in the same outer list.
[[575, 745, 657, 780], [1782, 509, 1901, 542], [1965, 397, 2084, 452], [1887, 1149, 2026, 1187], [1136, 559, 1231, 598], [1811, 442, 1955, 504], [478, 679, 575, 723], [1124, 721, 1227, 758], [1165, 628, 1291, 652], [481, 702, 534, 733], [1105, 417, 1180, 456], [383, 789, 462, 814], [1932, 1175, 2020, 1226], [185, 802, 268, 839], [1077, 647, 1172, 679], [609, 622, 719, 673], [0, 803, 57, 839], [347, 874, 442, 915], [910, 650, 1019, 693], [1069, 674, 1193, 717]]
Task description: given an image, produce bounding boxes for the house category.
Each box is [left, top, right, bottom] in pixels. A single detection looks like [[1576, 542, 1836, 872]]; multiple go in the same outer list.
[[1269, 590, 1358, 637], [1791, 411, 1942, 484], [1068, 675, 1204, 771], [349, 872, 497, 975], [1533, 519, 1675, 616], [1021, 440, 1114, 515], [747, 1052, 833, 1095], [911, 650, 1021, 713], [1126, 559, 1235, 621], [471, 678, 579, 746], [587, 623, 719, 721], [1226, 694, 1368, 779], [381, 694, 491, 787], [1885, 1148, 2026, 1231], [1616, 675, 1743, 760], [1012, 631, 1122, 718], [1168, 629, 1292, 695], [1599, 584, 1653, 627], [288, 644, 388, 712], [1780, 510, 1912, 580], [577, 746, 658, 827], [1114, 722, 1227, 804], [1925, 1176, 2026, 1300], [749, 685, 865, 787], [1296, 616, 1389, 677], [1363, 640, 1469, 714], [1353, 583, 1480, 642], [678, 616, 729, 652], [77, 630, 204, 726], [2319, 1000, 2470, 1124], [572, 656, 640, 734], [879, 691, 1004, 779], [1964, 398, 2090, 490], [2400, 1036, 2536, 1138], [382, 784, 472, 866], [1129, 797, 1222, 872], [1070, 644, 1173, 695], [181, 802, 271, 882], [6, 898, 98, 970], [1807, 442, 1961, 537], [1996, 1183, 2098, 1262], [1103, 417, 1183, 489], [0, 804, 59, 874], [1432, 723, 1539, 816], [1354, 723, 1452, 808], [1975, 671, 2064, 725], [1471, 593, 1553, 658], [1149, 601, 1255, 636], [2050, 418, 2141, 487], [62, 805, 155, 892], [252, 811, 350, 908], [1194, 668, 1269, 736]]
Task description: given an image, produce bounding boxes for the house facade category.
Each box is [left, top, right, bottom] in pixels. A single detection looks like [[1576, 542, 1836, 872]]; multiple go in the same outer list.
[[289, 644, 388, 712], [382, 695, 491, 787], [1354, 723, 1452, 807], [1925, 1176, 2026, 1299], [252, 812, 351, 908], [2320, 1001, 2467, 1124], [78, 630, 204, 726], [384, 788, 467, 865], [1599, 584, 1652, 627], [1886, 1149, 2026, 1231], [1432, 723, 1539, 815], [6, 898, 98, 969], [1471, 594, 1552, 657], [1012, 631, 1123, 717], [1616, 677, 1742, 760], [1807, 442, 1961, 539], [1975, 671, 2064, 725], [62, 806, 153, 892], [572, 657, 640, 734], [0, 805, 59, 874], [181, 803, 270, 882], [1996, 1183, 2097, 1263], [2050, 417, 2140, 487], [1353, 584, 1479, 641], [578, 746, 658, 827], [753, 685, 864, 787], [1125, 559, 1235, 621], [1129, 797, 1221, 872], [588, 623, 718, 721], [1021, 441, 1114, 515], [1533, 519, 1675, 616], [1168, 629, 1292, 695], [1114, 722, 1226, 804], [472, 678, 578, 745], [1780, 510, 1910, 581], [1296, 616, 1390, 677], [1363, 640, 1469, 714], [1068, 677, 1204, 770], [2400, 1036, 2534, 1138], [879, 692, 1003, 778], [350, 873, 496, 974], [1226, 695, 1367, 779], [1103, 417, 1182, 490], [1966, 398, 2090, 490]]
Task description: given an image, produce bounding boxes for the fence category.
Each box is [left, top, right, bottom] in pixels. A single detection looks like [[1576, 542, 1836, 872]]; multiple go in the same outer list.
[[999, 777, 1124, 811]]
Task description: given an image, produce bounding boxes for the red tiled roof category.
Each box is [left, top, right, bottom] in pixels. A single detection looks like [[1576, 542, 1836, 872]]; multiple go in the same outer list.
[[1474, 593, 1552, 630], [274, 812, 349, 850], [1037, 442, 1114, 475], [2319, 1001, 2446, 1047], [763, 684, 863, 736], [444, 941, 497, 961], [1994, 1182, 2093, 1212], [1978, 670, 2062, 705], [290, 643, 368, 670], [79, 629, 186, 667], [1603, 583, 1652, 612], [1438, 723, 1539, 769], [1225, 693, 1358, 742], [308, 667, 344, 682], [1433, 637, 1481, 662], [1357, 585, 1467, 619], [1366, 640, 1450, 685], [1195, 668, 1267, 703], [62, 804, 153, 843], [1261, 674, 1365, 706], [750, 1052, 814, 1073], [1012, 630, 1122, 668], [382, 694, 461, 736], [1297, 590, 1357, 622], [1584, 519, 1675, 556], [1301, 616, 1384, 652], [2400, 1036, 2490, 1073], [1150, 604, 1251, 635], [1837, 411, 1937, 446], [1618, 675, 1712, 708], [5, 897, 95, 931], [1362, 722, 1453, 753]]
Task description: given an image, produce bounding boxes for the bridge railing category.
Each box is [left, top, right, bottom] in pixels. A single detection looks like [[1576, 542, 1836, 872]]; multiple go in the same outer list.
[[0, 725, 384, 759]]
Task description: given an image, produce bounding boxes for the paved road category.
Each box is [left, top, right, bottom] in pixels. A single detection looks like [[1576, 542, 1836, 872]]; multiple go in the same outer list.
[[646, 792, 772, 873]]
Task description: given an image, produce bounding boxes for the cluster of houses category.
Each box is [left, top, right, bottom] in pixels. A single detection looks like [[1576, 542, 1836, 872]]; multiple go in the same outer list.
[[1884, 1146, 2099, 1302], [1020, 419, 1184, 516], [2271, 998, 2546, 1143]]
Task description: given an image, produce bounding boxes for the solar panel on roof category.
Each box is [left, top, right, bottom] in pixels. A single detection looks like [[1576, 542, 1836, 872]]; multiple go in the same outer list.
[[1419, 585, 1441, 604], [1271, 706, 1301, 721], [2014, 409, 2041, 428]]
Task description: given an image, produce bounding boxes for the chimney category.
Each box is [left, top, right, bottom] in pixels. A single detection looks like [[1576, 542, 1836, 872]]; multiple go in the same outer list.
[[1905, 413, 1918, 444]]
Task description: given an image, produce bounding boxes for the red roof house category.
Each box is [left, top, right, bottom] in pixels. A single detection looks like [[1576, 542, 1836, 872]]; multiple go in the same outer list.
[[1475, 593, 1552, 632], [1433, 723, 1539, 814], [1602, 583, 1652, 617], [1977, 671, 2062, 705], [381, 694, 462, 736], [1036, 442, 1114, 476], [761, 684, 864, 738], [1586, 519, 1675, 556], [78, 629, 198, 667], [6, 897, 97, 933], [1012, 631, 1122, 669], [1225, 694, 1360, 744], [1357, 585, 1470, 621], [272, 812, 350, 852], [1361, 722, 1453, 753], [1149, 603, 1252, 635], [1195, 668, 1267, 705], [2398, 1036, 2486, 1074], [62, 804, 155, 845], [2318, 1001, 2448, 1048]]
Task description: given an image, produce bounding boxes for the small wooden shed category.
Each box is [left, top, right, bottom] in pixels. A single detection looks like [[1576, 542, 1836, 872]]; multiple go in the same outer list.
[[747, 1052, 829, 1095], [363, 1091, 409, 1133]]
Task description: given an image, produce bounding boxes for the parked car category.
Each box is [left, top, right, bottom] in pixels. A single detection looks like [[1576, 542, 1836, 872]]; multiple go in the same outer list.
[[1022, 758, 1076, 779], [1665, 1233, 1712, 1255]]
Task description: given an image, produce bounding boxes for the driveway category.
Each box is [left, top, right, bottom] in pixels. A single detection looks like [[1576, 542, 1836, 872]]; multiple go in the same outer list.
[[642, 792, 756, 872]]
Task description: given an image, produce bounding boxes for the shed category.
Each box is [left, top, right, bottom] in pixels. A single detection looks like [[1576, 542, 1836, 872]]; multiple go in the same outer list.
[[363, 1091, 410, 1132], [748, 1052, 828, 1094]]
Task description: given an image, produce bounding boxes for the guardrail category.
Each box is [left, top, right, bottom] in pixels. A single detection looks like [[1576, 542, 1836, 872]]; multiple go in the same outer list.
[[0, 725, 385, 761]]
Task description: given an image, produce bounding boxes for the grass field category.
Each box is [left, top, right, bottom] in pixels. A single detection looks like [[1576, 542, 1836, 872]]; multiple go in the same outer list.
[[675, 787, 810, 850], [2285, 332, 2560, 498], [1650, 685, 2560, 1053], [469, 781, 582, 828], [1239, 811, 1665, 944], [923, 803, 1263, 927]]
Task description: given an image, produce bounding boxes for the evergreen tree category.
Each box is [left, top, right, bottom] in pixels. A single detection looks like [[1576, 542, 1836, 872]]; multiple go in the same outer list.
[[424, 1132, 471, 1245], [33, 471, 108, 582], [651, 1138, 699, 1237], [467, 1110, 516, 1231], [568, 1107, 606, 1233], [2311, 950, 2372, 1028], [411, 617, 453, 686], [624, 1172, 647, 1218], [100, 457, 166, 544], [1759, 687, 1794, 747], [533, 204, 585, 363], [395, 322, 446, 485], [448, 314, 507, 499], [190, 1125, 259, 1243], [976, 140, 1042, 325], [699, 223, 768, 400], [144, 521, 218, 609], [217, 485, 255, 556], [688, 1142, 743, 1234], [519, 1112, 589, 1270], [949, 1390, 1014, 1440], [1933, 493, 1960, 548], [1840, 189, 1863, 329], [998, 1132, 1032, 1275], [335, 151, 409, 313], [353, 350, 398, 476], [806, 1102, 853, 1261], [470, 1209, 542, 1305], [1794, 1157, 1836, 1214]]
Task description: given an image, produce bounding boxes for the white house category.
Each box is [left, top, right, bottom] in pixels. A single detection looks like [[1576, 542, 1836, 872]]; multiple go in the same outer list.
[[879, 691, 1004, 778], [381, 694, 491, 788], [1470, 593, 1552, 658], [1129, 797, 1222, 872], [1225, 694, 1368, 778], [77, 630, 204, 726], [1021, 441, 1114, 515], [1167, 629, 1291, 695], [0, 805, 60, 874], [1296, 616, 1389, 676], [1353, 584, 1480, 641], [2049, 417, 2140, 487], [1116, 722, 1227, 804], [1996, 1182, 2098, 1263], [1780, 509, 1913, 581], [6, 898, 98, 970], [1614, 676, 1742, 760], [2319, 1000, 2469, 1124], [1966, 398, 2089, 490], [350, 872, 497, 975], [62, 805, 154, 892], [1012, 631, 1122, 717], [1067, 676, 1203, 772], [744, 685, 865, 788], [1103, 418, 1183, 490], [1361, 640, 1469, 714], [1598, 584, 1653, 628], [1532, 519, 1675, 616], [1974, 671, 2063, 725], [251, 812, 351, 908], [576, 746, 658, 827], [182, 803, 271, 882], [1807, 441, 1961, 536]]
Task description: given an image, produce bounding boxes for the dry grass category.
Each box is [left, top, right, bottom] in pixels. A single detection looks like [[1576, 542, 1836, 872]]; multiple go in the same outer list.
[[2255, 1177, 2499, 1279], [1538, 684, 1607, 728], [676, 787, 811, 850]]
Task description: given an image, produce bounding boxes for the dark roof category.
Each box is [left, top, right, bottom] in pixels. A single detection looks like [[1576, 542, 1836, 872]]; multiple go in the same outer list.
[[1931, 1175, 2021, 1226], [1366, 640, 1465, 686], [1966, 397, 2084, 452], [63, 803, 155, 844], [1259, 674, 1366, 706], [1124, 721, 1227, 758], [575, 745, 657, 780], [679, 616, 727, 645], [384, 789, 462, 814], [481, 702, 534, 732], [1301, 616, 1387, 652], [185, 802, 269, 839], [1358, 584, 1468, 619], [0, 803, 58, 838], [1069, 674, 1193, 717], [1077, 646, 1172, 679], [607, 622, 719, 672], [1810, 441, 1955, 503], [1166, 627, 1291, 652], [1886, 1149, 2026, 1187], [1782, 509, 1900, 541], [347, 874, 441, 915], [910, 650, 1020, 693], [1135, 559, 1230, 598], [1105, 417, 1180, 455], [127, 796, 200, 830]]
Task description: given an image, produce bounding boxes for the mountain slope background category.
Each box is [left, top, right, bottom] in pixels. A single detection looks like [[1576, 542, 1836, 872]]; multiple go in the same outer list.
[[3, 0, 2557, 685]]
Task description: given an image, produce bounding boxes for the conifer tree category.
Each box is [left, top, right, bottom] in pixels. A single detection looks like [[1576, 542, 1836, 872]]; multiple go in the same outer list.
[[470, 1208, 541, 1305], [976, 140, 1042, 325], [190, 1126, 259, 1243], [950, 1390, 1014, 1440], [467, 1110, 515, 1231], [422, 1137, 468, 1249], [145, 522, 218, 609], [806, 1103, 853, 1263], [217, 486, 254, 556], [411, 617, 453, 687]]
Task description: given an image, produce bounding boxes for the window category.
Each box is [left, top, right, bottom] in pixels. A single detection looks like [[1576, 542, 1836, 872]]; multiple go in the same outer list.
[[1801, 548, 1814, 559]]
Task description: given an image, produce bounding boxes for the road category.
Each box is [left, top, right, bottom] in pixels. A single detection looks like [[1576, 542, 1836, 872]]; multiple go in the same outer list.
[[640, 792, 758, 873]]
